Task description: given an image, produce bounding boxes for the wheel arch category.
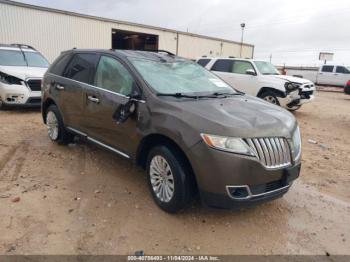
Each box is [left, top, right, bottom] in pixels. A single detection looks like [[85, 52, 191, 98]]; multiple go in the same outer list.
[[257, 87, 286, 98], [136, 133, 198, 193], [42, 98, 57, 123]]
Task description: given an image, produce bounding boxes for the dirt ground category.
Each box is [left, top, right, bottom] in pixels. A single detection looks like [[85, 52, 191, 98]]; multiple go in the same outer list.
[[0, 91, 349, 255]]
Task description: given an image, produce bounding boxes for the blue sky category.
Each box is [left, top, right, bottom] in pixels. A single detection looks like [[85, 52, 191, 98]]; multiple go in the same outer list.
[[17, 0, 350, 66]]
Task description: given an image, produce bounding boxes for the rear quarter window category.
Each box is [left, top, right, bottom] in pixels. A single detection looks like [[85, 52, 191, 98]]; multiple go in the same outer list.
[[211, 59, 233, 73], [49, 54, 72, 76], [62, 53, 98, 84], [197, 59, 211, 67], [321, 65, 334, 73]]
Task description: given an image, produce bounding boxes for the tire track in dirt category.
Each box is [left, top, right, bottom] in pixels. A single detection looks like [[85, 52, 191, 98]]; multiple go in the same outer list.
[[0, 142, 29, 192]]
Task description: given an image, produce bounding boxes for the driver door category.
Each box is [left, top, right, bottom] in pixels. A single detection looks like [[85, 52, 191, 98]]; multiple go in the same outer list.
[[81, 55, 140, 156]]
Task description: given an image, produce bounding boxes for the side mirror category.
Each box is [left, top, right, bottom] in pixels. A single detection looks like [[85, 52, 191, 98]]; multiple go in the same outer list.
[[113, 100, 137, 124], [246, 69, 256, 76], [113, 84, 141, 124], [129, 90, 141, 101], [129, 83, 142, 101]]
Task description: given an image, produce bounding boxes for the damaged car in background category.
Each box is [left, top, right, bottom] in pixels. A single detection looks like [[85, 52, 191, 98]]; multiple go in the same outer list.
[[197, 57, 315, 111], [42, 49, 302, 213], [0, 44, 49, 109]]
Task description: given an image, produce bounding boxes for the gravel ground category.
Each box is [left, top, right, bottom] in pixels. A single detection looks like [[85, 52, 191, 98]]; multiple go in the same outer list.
[[0, 91, 349, 255]]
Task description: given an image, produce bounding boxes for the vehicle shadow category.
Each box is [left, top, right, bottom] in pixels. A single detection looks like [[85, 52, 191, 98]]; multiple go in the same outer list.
[[0, 106, 41, 113]]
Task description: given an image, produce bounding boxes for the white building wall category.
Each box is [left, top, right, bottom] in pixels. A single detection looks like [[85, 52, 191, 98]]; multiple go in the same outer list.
[[0, 1, 254, 62], [178, 34, 253, 59]]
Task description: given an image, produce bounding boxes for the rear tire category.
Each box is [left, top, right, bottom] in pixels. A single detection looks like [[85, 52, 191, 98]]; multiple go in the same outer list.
[[45, 105, 74, 145], [146, 145, 192, 213], [259, 91, 280, 106]]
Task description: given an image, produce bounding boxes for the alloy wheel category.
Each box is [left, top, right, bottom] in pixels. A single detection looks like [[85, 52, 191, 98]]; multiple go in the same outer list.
[[46, 111, 59, 140], [149, 155, 175, 203], [264, 95, 278, 104]]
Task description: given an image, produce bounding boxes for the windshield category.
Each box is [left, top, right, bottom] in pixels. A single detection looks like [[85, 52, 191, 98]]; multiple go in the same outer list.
[[129, 58, 236, 95], [0, 50, 49, 67], [24, 52, 49, 67], [255, 61, 280, 75]]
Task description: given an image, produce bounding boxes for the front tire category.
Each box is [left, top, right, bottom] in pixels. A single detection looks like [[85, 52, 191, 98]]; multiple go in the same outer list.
[[45, 105, 73, 144], [259, 91, 280, 106], [146, 145, 192, 213], [287, 105, 301, 111]]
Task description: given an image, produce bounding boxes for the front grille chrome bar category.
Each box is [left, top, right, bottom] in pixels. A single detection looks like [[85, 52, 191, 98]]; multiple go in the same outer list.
[[245, 137, 291, 169]]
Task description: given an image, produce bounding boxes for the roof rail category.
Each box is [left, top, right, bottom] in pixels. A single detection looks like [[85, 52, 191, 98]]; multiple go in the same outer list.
[[153, 50, 175, 56], [11, 43, 37, 51]]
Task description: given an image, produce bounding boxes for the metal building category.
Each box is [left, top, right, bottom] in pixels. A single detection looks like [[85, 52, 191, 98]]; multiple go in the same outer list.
[[0, 0, 254, 62]]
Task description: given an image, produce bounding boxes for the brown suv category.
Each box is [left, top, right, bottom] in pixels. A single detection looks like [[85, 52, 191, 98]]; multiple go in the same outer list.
[[42, 49, 301, 213]]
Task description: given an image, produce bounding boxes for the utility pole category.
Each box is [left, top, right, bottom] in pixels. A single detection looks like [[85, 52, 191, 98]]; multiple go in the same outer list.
[[269, 54, 272, 63], [240, 23, 245, 58]]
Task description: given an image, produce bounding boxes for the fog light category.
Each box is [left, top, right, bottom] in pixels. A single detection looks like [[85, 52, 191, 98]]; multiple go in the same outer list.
[[227, 186, 250, 199]]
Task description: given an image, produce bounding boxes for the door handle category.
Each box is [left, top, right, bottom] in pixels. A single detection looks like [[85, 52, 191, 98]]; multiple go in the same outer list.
[[87, 95, 100, 103], [56, 84, 65, 90]]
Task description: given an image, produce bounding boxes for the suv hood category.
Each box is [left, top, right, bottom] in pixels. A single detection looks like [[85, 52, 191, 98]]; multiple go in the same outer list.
[[167, 95, 297, 139], [271, 74, 313, 84], [0, 66, 47, 80]]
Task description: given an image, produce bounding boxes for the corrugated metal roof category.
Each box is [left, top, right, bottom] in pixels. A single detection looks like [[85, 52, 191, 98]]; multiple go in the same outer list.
[[0, 0, 254, 48]]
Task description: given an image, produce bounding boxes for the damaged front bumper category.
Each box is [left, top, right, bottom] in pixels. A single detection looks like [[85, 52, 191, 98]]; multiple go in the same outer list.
[[0, 82, 41, 107], [280, 86, 316, 109]]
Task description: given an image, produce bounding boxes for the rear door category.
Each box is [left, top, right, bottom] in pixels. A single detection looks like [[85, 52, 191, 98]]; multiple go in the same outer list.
[[53, 53, 98, 129], [81, 54, 140, 156], [210, 59, 236, 87], [317, 65, 335, 85], [210, 59, 257, 95]]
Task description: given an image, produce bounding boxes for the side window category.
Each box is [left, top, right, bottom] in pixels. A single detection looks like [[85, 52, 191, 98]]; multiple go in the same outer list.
[[50, 54, 71, 75], [63, 53, 97, 84], [321, 65, 334, 73], [336, 66, 350, 74], [211, 59, 233, 72], [197, 59, 210, 67], [95, 56, 135, 96], [232, 61, 255, 74]]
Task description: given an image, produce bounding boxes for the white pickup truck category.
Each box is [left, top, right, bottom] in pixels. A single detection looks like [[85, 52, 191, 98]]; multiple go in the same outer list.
[[197, 57, 315, 111], [283, 65, 350, 87]]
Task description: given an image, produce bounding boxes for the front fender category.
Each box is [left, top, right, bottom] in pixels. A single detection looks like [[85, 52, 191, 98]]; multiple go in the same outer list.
[[142, 111, 202, 152]]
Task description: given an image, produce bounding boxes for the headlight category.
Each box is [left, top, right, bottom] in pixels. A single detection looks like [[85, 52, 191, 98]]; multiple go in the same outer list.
[[284, 82, 300, 91], [201, 134, 254, 156], [0, 71, 23, 85], [291, 126, 301, 160]]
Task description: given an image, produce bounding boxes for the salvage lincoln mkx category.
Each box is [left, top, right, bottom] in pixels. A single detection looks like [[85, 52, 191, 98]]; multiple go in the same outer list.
[[41, 49, 301, 213]]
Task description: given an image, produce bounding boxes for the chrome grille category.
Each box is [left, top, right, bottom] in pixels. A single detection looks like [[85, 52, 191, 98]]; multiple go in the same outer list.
[[245, 137, 291, 169]]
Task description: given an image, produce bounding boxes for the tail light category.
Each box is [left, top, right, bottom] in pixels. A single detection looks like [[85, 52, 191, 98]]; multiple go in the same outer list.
[[346, 80, 350, 86]]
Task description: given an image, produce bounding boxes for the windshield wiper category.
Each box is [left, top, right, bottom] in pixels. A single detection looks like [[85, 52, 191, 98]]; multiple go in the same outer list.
[[157, 93, 200, 99], [212, 91, 244, 97]]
